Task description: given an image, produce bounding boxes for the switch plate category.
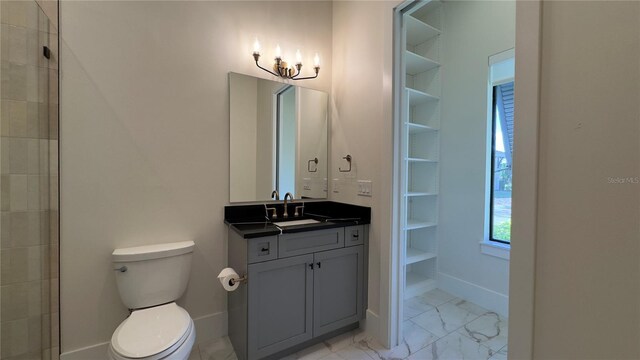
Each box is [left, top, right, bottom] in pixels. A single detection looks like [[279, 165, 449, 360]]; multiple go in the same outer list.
[[303, 178, 311, 191], [332, 178, 341, 193], [357, 180, 372, 197]]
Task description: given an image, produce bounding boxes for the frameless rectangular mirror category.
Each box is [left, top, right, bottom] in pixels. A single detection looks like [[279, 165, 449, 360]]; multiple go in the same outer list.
[[229, 72, 328, 203]]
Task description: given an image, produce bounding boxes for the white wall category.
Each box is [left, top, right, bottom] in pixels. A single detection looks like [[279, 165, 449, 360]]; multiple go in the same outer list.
[[59, 0, 332, 353], [331, 0, 398, 345], [437, 1, 514, 316], [532, 1, 640, 358]]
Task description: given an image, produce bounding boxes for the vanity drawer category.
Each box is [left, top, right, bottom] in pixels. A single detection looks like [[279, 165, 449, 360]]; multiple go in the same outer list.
[[278, 228, 345, 258], [247, 236, 278, 264], [345, 225, 364, 246]]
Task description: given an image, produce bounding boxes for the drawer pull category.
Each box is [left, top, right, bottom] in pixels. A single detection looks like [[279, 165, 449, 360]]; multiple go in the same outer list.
[[261, 247, 269, 252]]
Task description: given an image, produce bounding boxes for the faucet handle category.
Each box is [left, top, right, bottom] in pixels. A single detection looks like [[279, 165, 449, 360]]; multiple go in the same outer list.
[[294, 205, 304, 217], [266, 207, 277, 220]]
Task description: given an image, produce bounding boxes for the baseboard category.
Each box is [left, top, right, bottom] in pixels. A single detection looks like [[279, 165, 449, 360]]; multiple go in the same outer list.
[[193, 310, 228, 345], [362, 309, 380, 341], [438, 272, 509, 317], [60, 311, 228, 360], [60, 342, 109, 360]]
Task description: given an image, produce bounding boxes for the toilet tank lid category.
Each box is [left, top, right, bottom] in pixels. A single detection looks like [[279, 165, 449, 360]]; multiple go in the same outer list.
[[112, 241, 195, 262]]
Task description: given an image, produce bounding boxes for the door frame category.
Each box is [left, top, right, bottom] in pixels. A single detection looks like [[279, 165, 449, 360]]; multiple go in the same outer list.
[[389, 1, 542, 358]]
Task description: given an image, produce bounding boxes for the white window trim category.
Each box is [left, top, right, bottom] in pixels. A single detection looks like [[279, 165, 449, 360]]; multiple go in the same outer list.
[[480, 239, 510, 260], [489, 48, 515, 65], [483, 49, 515, 257]]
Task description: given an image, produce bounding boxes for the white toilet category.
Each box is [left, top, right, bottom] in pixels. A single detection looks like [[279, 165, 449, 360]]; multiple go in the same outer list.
[[109, 241, 197, 360]]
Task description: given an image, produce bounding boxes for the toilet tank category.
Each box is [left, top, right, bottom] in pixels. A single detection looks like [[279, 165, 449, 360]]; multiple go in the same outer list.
[[112, 241, 195, 309]]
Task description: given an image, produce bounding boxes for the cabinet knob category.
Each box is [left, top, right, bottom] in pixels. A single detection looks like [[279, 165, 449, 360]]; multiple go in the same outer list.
[[316, 262, 322, 268], [308, 263, 314, 270]]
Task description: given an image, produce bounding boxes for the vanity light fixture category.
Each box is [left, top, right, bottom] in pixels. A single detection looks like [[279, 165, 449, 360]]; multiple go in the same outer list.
[[252, 38, 320, 80]]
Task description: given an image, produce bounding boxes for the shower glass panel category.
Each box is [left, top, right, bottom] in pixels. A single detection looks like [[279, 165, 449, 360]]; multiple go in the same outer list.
[[0, 1, 59, 359]]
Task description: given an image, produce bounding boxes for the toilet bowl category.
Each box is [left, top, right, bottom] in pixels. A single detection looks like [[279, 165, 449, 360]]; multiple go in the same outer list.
[[109, 241, 196, 360], [108, 303, 196, 360]]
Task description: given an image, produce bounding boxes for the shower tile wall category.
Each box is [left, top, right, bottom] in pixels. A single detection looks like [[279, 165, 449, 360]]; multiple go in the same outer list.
[[0, 1, 58, 359]]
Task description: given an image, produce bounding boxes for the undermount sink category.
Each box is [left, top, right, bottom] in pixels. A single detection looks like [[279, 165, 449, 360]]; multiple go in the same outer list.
[[273, 219, 321, 227]]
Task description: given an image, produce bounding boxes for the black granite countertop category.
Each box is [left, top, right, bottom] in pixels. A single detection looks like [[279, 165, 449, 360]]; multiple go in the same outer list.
[[225, 201, 371, 239]]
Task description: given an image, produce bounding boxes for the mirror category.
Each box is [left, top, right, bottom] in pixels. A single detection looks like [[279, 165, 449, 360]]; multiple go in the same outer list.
[[229, 72, 328, 203]]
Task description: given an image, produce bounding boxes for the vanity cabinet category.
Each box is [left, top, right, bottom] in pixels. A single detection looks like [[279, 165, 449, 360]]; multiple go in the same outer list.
[[228, 225, 368, 360]]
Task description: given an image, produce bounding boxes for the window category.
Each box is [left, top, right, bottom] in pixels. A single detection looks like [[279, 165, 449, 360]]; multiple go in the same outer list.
[[488, 50, 514, 244]]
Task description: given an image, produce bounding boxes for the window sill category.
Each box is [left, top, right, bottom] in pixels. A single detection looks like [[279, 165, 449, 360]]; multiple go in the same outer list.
[[480, 240, 510, 260]]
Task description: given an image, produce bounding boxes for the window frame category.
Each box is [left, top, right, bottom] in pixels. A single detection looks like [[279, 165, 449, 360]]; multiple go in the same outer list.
[[489, 83, 512, 245], [484, 48, 515, 252]]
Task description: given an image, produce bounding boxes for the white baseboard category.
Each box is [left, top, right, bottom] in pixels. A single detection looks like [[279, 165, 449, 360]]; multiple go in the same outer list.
[[60, 311, 228, 360], [193, 310, 228, 345], [60, 342, 109, 360], [438, 272, 509, 317], [362, 309, 380, 341]]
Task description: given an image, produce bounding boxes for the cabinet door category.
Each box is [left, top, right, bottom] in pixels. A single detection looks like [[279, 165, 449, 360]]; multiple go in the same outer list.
[[248, 254, 314, 360], [313, 246, 364, 337]]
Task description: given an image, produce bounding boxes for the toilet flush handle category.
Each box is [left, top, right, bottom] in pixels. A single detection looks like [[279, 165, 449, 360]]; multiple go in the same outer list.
[[114, 266, 128, 273]]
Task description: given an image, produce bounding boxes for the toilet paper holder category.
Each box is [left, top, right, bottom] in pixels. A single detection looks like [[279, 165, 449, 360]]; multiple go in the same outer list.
[[228, 275, 248, 286]]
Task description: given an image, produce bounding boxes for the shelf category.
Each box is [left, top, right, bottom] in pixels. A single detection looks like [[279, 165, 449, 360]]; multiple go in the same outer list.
[[406, 50, 440, 75], [406, 248, 437, 265], [407, 88, 439, 105], [404, 192, 437, 197], [405, 271, 437, 299], [406, 157, 438, 163], [406, 122, 438, 134], [406, 16, 441, 46], [405, 220, 437, 230]]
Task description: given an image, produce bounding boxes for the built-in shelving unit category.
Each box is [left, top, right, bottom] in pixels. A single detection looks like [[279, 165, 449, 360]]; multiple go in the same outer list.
[[404, 191, 437, 197], [401, 0, 443, 299], [406, 51, 440, 75], [406, 122, 438, 134], [407, 88, 439, 104], [406, 247, 437, 265]]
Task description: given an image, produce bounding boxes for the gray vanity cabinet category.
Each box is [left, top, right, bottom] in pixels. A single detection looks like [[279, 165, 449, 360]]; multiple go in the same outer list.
[[228, 225, 368, 360], [312, 246, 363, 337], [247, 254, 314, 360]]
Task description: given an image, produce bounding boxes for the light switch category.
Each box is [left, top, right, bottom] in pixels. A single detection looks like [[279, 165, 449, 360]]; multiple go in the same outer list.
[[357, 180, 372, 197], [303, 178, 311, 191]]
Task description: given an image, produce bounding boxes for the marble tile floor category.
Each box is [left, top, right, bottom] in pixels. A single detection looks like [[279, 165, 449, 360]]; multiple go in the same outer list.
[[190, 289, 508, 360]]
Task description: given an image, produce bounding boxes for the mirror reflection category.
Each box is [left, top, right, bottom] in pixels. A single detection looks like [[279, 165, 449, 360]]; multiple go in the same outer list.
[[229, 72, 328, 203]]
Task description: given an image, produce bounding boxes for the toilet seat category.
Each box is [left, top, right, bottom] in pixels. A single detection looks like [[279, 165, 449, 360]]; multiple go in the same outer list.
[[110, 302, 194, 360]]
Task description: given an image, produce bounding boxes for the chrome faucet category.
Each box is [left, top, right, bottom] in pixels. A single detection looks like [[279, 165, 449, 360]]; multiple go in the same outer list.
[[271, 190, 280, 200], [283, 192, 294, 218]]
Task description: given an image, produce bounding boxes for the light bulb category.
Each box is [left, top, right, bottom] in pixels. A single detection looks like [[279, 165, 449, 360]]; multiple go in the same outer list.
[[314, 53, 320, 67], [296, 50, 302, 64], [253, 38, 260, 54], [275, 44, 282, 59]]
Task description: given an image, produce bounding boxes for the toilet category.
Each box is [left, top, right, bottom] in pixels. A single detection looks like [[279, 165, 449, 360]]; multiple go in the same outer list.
[[109, 241, 197, 360]]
